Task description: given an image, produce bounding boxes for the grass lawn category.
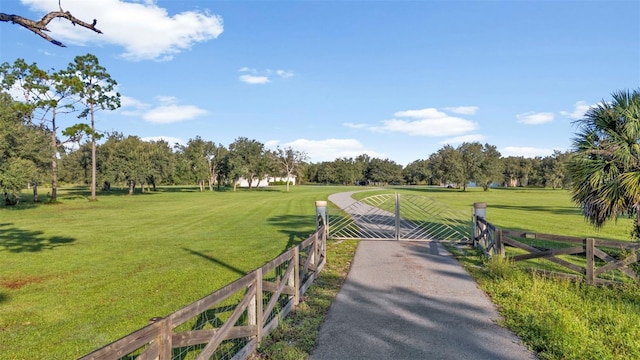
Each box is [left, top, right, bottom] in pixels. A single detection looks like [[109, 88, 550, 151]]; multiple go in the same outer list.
[[0, 185, 355, 359], [2, 185, 638, 359]]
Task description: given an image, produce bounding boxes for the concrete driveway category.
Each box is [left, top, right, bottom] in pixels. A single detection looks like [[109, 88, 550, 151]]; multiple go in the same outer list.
[[310, 192, 536, 360]]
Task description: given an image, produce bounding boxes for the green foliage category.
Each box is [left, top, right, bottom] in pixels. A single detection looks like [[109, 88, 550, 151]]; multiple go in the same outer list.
[[483, 255, 515, 280], [568, 89, 640, 229], [0, 92, 51, 202], [270, 180, 294, 186], [454, 246, 640, 360]]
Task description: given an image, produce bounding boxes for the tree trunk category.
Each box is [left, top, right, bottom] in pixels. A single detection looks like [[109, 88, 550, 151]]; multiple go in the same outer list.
[[209, 173, 215, 191], [128, 180, 135, 195], [33, 183, 39, 202], [286, 175, 290, 192], [635, 205, 640, 241], [50, 108, 58, 202], [90, 102, 97, 201]]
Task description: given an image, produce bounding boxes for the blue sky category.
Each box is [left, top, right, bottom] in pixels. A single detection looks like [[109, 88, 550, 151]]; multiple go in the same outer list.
[[1, 0, 639, 165]]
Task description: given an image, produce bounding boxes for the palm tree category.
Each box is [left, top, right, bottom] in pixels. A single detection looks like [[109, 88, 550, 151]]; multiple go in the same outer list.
[[568, 89, 640, 237]]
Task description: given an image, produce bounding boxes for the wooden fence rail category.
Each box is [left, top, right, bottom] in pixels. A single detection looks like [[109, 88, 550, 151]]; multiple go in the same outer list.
[[474, 216, 640, 286], [80, 224, 327, 360]]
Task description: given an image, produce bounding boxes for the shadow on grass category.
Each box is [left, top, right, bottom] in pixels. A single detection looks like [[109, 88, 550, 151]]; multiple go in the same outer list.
[[182, 247, 246, 276], [0, 223, 75, 253], [267, 215, 315, 252], [0, 192, 45, 210]]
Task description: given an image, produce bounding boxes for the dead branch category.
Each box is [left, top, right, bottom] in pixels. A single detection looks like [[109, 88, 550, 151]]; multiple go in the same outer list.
[[0, 10, 102, 47]]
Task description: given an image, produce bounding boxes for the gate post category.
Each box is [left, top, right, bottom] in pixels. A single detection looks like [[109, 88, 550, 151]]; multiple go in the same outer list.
[[473, 202, 487, 247], [395, 193, 400, 240], [315, 201, 327, 236]]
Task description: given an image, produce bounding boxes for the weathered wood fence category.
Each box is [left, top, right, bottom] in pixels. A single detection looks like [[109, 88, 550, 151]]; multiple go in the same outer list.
[[80, 224, 327, 360], [473, 208, 640, 286]]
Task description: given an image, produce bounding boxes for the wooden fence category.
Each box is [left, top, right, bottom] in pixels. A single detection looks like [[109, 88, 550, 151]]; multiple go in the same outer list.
[[80, 224, 327, 360], [474, 216, 640, 285]]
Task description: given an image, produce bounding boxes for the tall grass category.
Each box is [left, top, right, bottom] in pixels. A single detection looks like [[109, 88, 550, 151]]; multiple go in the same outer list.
[[460, 253, 640, 360]]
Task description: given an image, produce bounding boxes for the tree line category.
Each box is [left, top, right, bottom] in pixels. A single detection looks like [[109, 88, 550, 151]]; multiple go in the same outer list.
[[58, 134, 306, 195], [305, 145, 571, 190], [2, 54, 639, 238], [0, 54, 576, 205]]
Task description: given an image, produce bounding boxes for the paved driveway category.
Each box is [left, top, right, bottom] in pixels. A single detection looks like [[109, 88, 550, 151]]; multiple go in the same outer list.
[[310, 192, 536, 360]]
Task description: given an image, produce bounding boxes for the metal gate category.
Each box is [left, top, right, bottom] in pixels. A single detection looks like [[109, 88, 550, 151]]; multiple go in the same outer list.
[[328, 193, 471, 241]]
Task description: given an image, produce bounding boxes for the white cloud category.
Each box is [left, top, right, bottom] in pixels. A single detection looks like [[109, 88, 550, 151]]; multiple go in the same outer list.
[[282, 138, 382, 163], [439, 134, 487, 145], [560, 101, 592, 120], [500, 146, 555, 158], [264, 140, 280, 147], [117, 95, 151, 116], [143, 104, 207, 124], [343, 122, 368, 129], [393, 108, 445, 119], [21, 0, 224, 61], [349, 107, 478, 137], [516, 112, 554, 125], [276, 70, 294, 78], [156, 95, 178, 104], [372, 118, 477, 136], [239, 74, 270, 85], [443, 106, 479, 115], [237, 68, 294, 84], [140, 136, 185, 149], [120, 95, 206, 123], [120, 95, 150, 109]]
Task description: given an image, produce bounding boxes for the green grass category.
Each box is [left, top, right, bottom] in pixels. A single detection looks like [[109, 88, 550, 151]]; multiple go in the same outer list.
[[0, 185, 356, 359], [449, 250, 640, 360]]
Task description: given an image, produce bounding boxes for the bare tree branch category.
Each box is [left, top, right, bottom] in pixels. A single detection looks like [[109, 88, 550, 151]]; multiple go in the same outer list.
[[0, 10, 102, 47]]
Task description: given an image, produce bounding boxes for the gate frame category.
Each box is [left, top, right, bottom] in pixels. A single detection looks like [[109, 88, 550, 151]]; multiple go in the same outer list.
[[328, 192, 471, 242]]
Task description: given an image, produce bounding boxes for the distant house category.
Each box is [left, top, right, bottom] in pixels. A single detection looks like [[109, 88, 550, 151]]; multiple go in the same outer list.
[[236, 175, 296, 188]]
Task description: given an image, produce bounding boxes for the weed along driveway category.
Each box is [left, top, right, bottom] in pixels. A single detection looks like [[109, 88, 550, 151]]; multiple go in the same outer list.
[[310, 192, 536, 359]]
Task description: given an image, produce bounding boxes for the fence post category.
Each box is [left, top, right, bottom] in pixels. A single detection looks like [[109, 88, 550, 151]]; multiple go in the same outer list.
[[395, 192, 401, 240], [157, 318, 172, 360], [248, 269, 263, 344], [473, 203, 487, 247], [585, 238, 595, 285], [311, 232, 318, 277], [292, 247, 300, 306], [495, 228, 504, 257]]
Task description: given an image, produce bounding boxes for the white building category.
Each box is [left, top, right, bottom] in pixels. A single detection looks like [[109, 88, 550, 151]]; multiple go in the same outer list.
[[236, 175, 296, 188]]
